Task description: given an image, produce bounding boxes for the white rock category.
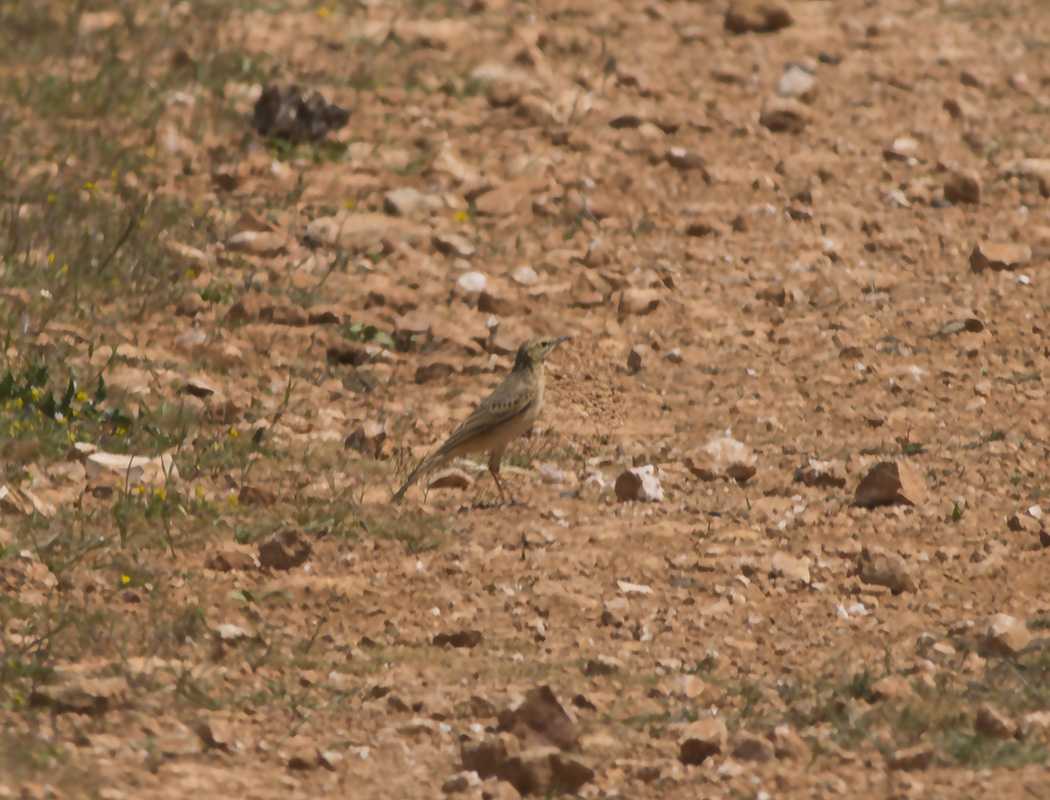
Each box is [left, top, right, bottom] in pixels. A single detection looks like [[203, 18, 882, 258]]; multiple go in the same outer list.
[[511, 265, 539, 286], [457, 271, 487, 293]]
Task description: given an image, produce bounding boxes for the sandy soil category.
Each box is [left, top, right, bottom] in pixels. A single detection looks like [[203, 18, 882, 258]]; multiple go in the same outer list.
[[2, 0, 1050, 798]]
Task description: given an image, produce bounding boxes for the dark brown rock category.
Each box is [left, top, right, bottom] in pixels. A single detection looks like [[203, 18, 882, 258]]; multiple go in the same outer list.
[[258, 527, 312, 570]]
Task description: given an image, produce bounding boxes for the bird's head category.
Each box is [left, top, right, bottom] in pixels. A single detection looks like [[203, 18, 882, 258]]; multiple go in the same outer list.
[[515, 334, 571, 369]]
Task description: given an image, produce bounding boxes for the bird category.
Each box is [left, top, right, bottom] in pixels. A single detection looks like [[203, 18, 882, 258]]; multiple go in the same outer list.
[[392, 334, 571, 505]]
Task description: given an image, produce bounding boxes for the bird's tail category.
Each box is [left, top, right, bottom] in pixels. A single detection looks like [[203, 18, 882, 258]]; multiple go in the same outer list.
[[391, 452, 443, 503]]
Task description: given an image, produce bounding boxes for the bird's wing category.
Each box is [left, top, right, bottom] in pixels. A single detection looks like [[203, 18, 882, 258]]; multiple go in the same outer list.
[[440, 373, 536, 450]]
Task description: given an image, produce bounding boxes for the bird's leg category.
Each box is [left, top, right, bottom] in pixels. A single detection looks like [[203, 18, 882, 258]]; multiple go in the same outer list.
[[488, 447, 509, 505]]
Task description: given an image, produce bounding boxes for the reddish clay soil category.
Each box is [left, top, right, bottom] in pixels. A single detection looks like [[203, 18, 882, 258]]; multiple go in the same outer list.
[[3, 0, 1050, 798]]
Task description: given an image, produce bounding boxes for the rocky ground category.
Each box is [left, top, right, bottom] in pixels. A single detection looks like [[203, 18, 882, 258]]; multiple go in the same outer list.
[[1, 0, 1050, 797]]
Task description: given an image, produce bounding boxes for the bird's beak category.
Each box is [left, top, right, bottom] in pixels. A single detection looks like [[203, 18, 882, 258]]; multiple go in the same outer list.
[[556, 335, 572, 345]]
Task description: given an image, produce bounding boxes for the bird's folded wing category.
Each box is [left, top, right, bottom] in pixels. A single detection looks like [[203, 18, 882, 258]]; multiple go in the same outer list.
[[442, 382, 536, 446]]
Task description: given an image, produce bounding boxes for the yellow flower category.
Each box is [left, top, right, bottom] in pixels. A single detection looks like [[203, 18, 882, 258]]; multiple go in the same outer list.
[[187, 268, 196, 279], [454, 210, 469, 222], [229, 428, 239, 438], [47, 193, 57, 203], [317, 5, 330, 17], [153, 488, 165, 501], [58, 264, 68, 276], [85, 182, 95, 191], [121, 574, 131, 585], [76, 391, 87, 402], [344, 198, 355, 210], [30, 389, 39, 400], [137, 485, 146, 495], [48, 253, 55, 263]]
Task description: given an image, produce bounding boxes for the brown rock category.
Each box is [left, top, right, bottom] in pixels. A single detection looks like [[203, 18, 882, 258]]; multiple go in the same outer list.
[[975, 704, 1014, 740], [383, 187, 442, 217], [426, 467, 474, 491], [685, 219, 720, 237], [626, 345, 648, 373], [679, 716, 727, 765], [395, 309, 436, 338], [434, 630, 483, 648], [498, 686, 578, 751], [344, 420, 387, 459], [665, 147, 709, 179], [969, 241, 1031, 272], [887, 743, 934, 771], [479, 290, 515, 316], [979, 613, 1031, 656], [618, 288, 661, 316], [205, 549, 257, 572], [856, 546, 916, 594], [794, 459, 846, 489], [1018, 711, 1050, 742], [269, 301, 310, 327], [174, 292, 207, 317], [30, 677, 128, 715], [304, 213, 429, 252], [284, 737, 321, 770], [944, 170, 981, 204], [1007, 513, 1039, 534], [226, 292, 273, 323], [583, 655, 623, 676], [768, 724, 810, 761], [225, 230, 287, 258], [998, 157, 1050, 196], [760, 97, 810, 133], [257, 527, 312, 570], [768, 552, 811, 587], [326, 339, 369, 366], [732, 734, 774, 763], [756, 283, 785, 305], [193, 716, 239, 753], [238, 484, 277, 506], [441, 772, 477, 794], [433, 232, 476, 259], [870, 675, 914, 702], [682, 436, 757, 483], [853, 461, 925, 507], [474, 182, 530, 216], [414, 361, 456, 384], [614, 466, 664, 502], [725, 0, 793, 34], [460, 736, 593, 797]]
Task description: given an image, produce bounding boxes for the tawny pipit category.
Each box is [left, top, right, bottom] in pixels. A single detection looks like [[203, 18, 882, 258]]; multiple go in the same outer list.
[[392, 335, 570, 504]]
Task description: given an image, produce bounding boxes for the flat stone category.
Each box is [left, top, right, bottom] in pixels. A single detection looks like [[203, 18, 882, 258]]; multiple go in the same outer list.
[[725, 0, 793, 34], [969, 241, 1031, 272], [678, 717, 727, 765], [979, 613, 1031, 656], [856, 546, 916, 594], [853, 461, 925, 507]]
